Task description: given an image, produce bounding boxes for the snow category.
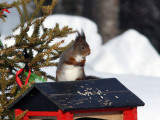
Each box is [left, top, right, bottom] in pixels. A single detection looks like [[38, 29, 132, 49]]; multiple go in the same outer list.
[[89, 29, 160, 77], [43, 15, 102, 62], [118, 75, 160, 120], [86, 69, 160, 120], [0, 0, 20, 34], [1, 14, 102, 64], [1, 14, 160, 120]]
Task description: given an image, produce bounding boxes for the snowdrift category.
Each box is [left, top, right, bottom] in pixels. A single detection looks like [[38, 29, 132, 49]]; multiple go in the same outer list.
[[89, 29, 160, 77]]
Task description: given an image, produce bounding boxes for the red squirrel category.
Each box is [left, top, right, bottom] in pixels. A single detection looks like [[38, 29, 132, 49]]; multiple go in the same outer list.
[[56, 30, 91, 81]]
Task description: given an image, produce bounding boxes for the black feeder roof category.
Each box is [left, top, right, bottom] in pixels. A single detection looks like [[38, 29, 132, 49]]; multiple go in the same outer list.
[[8, 78, 144, 112]]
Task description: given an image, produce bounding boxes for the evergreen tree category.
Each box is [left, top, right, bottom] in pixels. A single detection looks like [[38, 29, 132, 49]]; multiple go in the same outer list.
[[0, 0, 75, 119], [0, 0, 31, 22]]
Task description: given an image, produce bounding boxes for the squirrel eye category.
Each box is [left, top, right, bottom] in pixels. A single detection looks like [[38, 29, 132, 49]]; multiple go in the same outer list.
[[81, 46, 85, 50]]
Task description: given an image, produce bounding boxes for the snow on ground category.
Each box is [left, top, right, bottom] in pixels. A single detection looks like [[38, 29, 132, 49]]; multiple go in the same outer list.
[[86, 68, 160, 120], [1, 14, 160, 120]]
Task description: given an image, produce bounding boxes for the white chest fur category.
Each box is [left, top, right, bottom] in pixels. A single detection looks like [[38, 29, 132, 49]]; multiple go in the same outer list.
[[58, 64, 83, 81], [75, 55, 84, 62]]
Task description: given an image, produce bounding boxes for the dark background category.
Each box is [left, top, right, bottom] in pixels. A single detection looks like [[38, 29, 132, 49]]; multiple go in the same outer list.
[[35, 0, 160, 53]]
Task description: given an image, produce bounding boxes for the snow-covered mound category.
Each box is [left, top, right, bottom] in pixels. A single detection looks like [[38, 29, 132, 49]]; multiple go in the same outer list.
[[89, 29, 160, 77], [43, 15, 102, 62]]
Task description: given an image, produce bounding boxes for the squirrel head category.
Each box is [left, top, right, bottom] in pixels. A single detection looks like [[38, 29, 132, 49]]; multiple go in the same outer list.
[[73, 30, 91, 57]]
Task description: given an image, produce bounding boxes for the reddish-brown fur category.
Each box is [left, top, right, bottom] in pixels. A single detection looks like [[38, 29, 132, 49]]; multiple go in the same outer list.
[[64, 57, 86, 67]]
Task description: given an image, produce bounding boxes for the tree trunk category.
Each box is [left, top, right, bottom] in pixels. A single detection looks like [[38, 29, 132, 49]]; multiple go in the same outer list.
[[83, 0, 120, 43], [54, 0, 120, 44]]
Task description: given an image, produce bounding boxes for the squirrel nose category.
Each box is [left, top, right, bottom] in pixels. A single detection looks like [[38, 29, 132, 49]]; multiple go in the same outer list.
[[88, 49, 91, 55]]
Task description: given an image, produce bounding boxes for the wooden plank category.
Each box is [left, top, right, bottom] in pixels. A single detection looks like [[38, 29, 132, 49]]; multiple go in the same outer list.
[[74, 111, 123, 120], [30, 116, 57, 120]]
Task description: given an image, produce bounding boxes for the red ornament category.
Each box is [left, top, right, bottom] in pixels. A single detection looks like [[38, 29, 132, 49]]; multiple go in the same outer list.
[[16, 69, 31, 88], [0, 8, 10, 15]]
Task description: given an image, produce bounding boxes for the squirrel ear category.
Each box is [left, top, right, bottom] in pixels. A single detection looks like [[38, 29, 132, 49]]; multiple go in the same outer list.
[[75, 30, 86, 42], [75, 32, 82, 43], [74, 30, 86, 47], [80, 29, 86, 40]]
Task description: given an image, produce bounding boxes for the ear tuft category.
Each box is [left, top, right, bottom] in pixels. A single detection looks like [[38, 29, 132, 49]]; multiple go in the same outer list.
[[80, 29, 86, 40], [74, 30, 86, 47], [75, 29, 86, 42]]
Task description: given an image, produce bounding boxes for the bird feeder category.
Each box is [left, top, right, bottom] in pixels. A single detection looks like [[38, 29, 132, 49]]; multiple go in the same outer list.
[[8, 78, 144, 120]]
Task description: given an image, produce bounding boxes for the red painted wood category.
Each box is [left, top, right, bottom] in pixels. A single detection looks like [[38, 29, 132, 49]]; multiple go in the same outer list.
[[70, 107, 133, 114], [15, 109, 29, 120], [15, 109, 22, 117], [15, 109, 59, 117], [15, 109, 74, 120], [25, 111, 58, 116], [123, 107, 137, 120], [22, 116, 29, 120], [15, 107, 137, 120], [66, 112, 74, 120], [57, 109, 73, 120]]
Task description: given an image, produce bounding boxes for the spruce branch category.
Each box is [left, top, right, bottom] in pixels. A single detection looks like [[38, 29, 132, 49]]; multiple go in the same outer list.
[[29, 40, 64, 67], [22, 0, 29, 24], [15, 109, 28, 120], [15, 4, 24, 29], [0, 0, 31, 22], [1, 0, 75, 82], [42, 0, 57, 15], [0, 0, 76, 118], [31, 0, 45, 21]]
